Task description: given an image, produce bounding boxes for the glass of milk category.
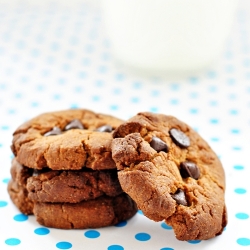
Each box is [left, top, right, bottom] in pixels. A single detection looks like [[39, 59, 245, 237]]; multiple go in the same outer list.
[[101, 0, 238, 75]]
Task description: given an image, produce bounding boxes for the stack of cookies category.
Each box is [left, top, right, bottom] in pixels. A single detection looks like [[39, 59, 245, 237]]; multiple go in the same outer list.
[[8, 109, 228, 241], [8, 109, 137, 229]]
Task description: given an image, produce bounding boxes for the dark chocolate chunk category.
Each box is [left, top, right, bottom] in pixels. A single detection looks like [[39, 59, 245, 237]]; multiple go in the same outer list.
[[96, 125, 113, 132], [171, 189, 188, 206], [180, 161, 200, 180], [44, 127, 62, 136], [64, 119, 84, 130], [150, 136, 169, 153], [169, 128, 190, 148]]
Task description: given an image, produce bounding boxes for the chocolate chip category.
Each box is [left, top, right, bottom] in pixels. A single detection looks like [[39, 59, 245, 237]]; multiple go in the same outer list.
[[171, 189, 188, 206], [44, 127, 62, 136], [96, 125, 113, 132], [180, 161, 200, 180], [169, 128, 190, 148], [64, 119, 84, 130], [150, 136, 169, 153]]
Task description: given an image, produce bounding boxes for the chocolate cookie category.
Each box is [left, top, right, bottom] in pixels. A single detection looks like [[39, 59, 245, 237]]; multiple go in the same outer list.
[[33, 193, 137, 229], [11, 109, 123, 170], [111, 112, 227, 241], [27, 168, 123, 203], [10, 157, 123, 203]]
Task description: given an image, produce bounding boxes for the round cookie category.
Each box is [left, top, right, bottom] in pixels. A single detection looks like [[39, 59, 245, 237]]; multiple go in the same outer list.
[[27, 168, 123, 203], [10, 157, 123, 203], [7, 179, 34, 215], [111, 112, 227, 241], [33, 193, 137, 229], [11, 109, 123, 170]]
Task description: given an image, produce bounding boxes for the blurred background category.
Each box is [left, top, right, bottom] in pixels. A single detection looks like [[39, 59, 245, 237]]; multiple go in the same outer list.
[[0, 0, 250, 249]]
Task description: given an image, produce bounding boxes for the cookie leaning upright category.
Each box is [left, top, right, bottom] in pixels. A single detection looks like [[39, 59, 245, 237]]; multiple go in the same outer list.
[[111, 112, 227, 241], [11, 109, 123, 170]]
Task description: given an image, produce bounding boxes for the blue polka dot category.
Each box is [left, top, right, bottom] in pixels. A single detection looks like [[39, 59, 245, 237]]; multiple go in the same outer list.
[[31, 48, 40, 57], [189, 108, 198, 114], [69, 36, 78, 45], [235, 213, 249, 219], [210, 118, 219, 124], [115, 73, 125, 81], [51, 42, 60, 51], [56, 241, 72, 249], [234, 165, 244, 170], [228, 93, 237, 100], [0, 83, 6, 90], [85, 44, 94, 53], [189, 77, 199, 84], [209, 100, 218, 106], [225, 65, 234, 72], [107, 245, 124, 250], [211, 137, 219, 142], [84, 230, 100, 239], [92, 95, 100, 101], [65, 50, 75, 59], [188, 240, 201, 244], [207, 71, 217, 78], [110, 105, 119, 111], [237, 238, 250, 246], [46, 56, 55, 64], [113, 88, 121, 95], [14, 214, 28, 222], [78, 71, 86, 79], [135, 233, 151, 241], [227, 78, 236, 85], [70, 104, 79, 109], [82, 58, 90, 66], [102, 53, 110, 62], [151, 90, 160, 97], [131, 97, 139, 103], [53, 94, 61, 100], [232, 146, 241, 151], [5, 238, 21, 246], [99, 65, 107, 73], [161, 248, 174, 250], [230, 109, 238, 115], [115, 221, 127, 227], [235, 188, 247, 194], [34, 227, 50, 235], [2, 178, 10, 183], [170, 99, 179, 105], [161, 222, 172, 230], [208, 85, 217, 92], [170, 83, 179, 91], [231, 129, 240, 134], [62, 63, 71, 71], [1, 125, 9, 130], [150, 107, 158, 112], [58, 78, 66, 85], [15, 92, 22, 98], [137, 210, 144, 215], [95, 80, 104, 87], [189, 92, 198, 98], [16, 40, 26, 49], [132, 82, 142, 89], [0, 201, 8, 207], [31, 101, 39, 107]]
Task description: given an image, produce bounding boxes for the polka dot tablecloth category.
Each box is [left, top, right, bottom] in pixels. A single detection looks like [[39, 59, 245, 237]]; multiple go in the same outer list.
[[0, 0, 250, 249]]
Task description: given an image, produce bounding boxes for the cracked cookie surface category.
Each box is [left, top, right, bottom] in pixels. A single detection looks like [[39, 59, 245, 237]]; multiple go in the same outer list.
[[111, 112, 227, 241], [11, 109, 123, 170]]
